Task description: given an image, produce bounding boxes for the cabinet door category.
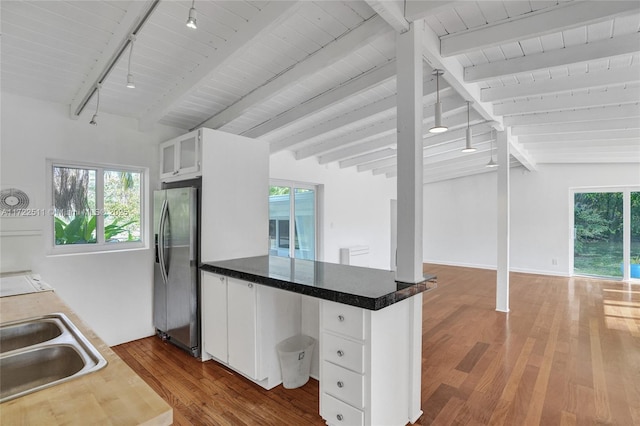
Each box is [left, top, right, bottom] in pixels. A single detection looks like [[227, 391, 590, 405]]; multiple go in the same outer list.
[[202, 272, 228, 362], [160, 141, 177, 180], [227, 277, 258, 379], [177, 132, 200, 175]]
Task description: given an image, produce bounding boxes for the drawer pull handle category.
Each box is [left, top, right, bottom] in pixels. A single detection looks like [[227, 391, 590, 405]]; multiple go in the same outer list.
[[337, 381, 344, 388], [338, 315, 345, 322], [337, 414, 344, 421], [337, 350, 344, 357]]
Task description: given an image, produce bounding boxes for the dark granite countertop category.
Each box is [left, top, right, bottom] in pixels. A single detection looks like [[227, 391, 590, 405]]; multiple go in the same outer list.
[[200, 255, 436, 310]]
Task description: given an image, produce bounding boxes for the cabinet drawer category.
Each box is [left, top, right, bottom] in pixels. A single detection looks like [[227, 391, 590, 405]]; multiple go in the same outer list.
[[322, 393, 364, 426], [322, 301, 365, 340], [322, 333, 364, 373], [323, 361, 364, 408]]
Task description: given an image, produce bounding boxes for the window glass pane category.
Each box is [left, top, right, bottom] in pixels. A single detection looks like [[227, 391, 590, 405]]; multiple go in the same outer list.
[[632, 191, 640, 279], [269, 186, 290, 256], [104, 171, 141, 243], [574, 192, 623, 278], [294, 188, 315, 260], [53, 166, 97, 245]]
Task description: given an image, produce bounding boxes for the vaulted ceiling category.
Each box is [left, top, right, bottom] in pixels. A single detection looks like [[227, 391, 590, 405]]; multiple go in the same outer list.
[[2, 0, 639, 183]]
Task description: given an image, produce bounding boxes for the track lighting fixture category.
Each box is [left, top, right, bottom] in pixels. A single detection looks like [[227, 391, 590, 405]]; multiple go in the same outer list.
[[486, 129, 498, 168], [89, 84, 101, 126], [461, 101, 476, 153], [429, 69, 447, 133], [186, 0, 197, 29], [126, 36, 136, 89]]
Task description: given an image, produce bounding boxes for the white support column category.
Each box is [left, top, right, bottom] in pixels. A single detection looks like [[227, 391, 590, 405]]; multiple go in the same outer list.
[[496, 129, 510, 312], [395, 21, 424, 284], [395, 20, 424, 424]]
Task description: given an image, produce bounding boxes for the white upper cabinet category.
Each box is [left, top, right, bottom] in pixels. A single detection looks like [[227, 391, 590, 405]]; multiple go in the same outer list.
[[160, 129, 201, 182]]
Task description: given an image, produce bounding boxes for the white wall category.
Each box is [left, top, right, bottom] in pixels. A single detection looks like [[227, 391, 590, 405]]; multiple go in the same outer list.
[[270, 151, 397, 269], [424, 164, 640, 276], [0, 93, 182, 345]]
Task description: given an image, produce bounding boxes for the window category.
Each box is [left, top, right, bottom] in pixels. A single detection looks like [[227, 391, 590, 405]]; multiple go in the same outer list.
[[269, 181, 320, 260], [49, 161, 145, 253]]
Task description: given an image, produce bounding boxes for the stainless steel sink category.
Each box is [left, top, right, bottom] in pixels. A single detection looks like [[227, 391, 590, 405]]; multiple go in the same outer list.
[[0, 313, 107, 402], [0, 317, 63, 353]]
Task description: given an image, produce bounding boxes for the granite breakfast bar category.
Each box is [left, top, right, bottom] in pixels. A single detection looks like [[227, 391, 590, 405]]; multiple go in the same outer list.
[[200, 256, 436, 426]]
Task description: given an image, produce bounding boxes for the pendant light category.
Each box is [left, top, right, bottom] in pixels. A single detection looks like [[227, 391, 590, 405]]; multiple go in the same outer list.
[[461, 101, 476, 152], [89, 84, 100, 126], [429, 69, 448, 133], [126, 36, 136, 89], [486, 129, 498, 168], [186, 0, 197, 29]]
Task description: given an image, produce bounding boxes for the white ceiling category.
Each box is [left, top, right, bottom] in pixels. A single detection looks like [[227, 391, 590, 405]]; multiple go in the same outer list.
[[2, 0, 639, 183]]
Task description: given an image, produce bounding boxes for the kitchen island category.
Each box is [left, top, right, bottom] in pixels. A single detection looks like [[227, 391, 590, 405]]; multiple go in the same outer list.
[[201, 255, 436, 426]]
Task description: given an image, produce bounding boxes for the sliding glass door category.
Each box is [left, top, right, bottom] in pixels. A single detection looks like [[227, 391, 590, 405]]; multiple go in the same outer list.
[[269, 182, 317, 260], [631, 191, 640, 279], [573, 189, 639, 280]]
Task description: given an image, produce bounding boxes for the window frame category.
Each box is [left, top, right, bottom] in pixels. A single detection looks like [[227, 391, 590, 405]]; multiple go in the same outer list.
[[46, 159, 148, 255]]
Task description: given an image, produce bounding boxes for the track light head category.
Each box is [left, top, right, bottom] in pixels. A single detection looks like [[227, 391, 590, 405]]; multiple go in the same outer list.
[[89, 84, 101, 126], [186, 6, 197, 29]]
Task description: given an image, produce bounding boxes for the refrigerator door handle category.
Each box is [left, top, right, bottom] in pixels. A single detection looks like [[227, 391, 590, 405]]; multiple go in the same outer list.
[[158, 199, 169, 284]]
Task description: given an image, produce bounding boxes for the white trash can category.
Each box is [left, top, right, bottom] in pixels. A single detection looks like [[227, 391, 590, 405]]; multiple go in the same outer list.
[[276, 334, 315, 389]]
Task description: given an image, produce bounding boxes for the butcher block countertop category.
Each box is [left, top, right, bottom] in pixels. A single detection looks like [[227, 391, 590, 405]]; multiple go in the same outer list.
[[0, 291, 172, 425]]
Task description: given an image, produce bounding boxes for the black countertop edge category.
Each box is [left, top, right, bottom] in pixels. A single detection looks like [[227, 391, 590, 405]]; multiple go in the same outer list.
[[199, 260, 437, 311]]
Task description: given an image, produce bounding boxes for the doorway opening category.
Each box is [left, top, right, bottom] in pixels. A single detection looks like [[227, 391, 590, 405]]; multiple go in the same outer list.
[[269, 181, 319, 260]]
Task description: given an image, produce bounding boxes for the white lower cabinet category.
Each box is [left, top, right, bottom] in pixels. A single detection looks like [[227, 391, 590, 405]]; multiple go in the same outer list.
[[201, 271, 301, 389], [319, 297, 423, 426]]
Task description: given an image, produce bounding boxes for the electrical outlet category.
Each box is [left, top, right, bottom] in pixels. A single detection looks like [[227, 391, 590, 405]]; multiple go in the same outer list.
[[551, 258, 558, 266]]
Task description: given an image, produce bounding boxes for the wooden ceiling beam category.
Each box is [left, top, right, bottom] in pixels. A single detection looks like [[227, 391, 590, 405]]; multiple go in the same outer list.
[[504, 104, 640, 127], [466, 32, 640, 83], [270, 77, 449, 153], [197, 15, 390, 130], [339, 148, 397, 169], [482, 65, 640, 102], [512, 117, 640, 136], [264, 61, 396, 150], [420, 20, 504, 130], [365, 0, 409, 33], [441, 1, 640, 57], [518, 128, 640, 144], [138, 1, 299, 130], [295, 93, 468, 160], [494, 86, 640, 115]]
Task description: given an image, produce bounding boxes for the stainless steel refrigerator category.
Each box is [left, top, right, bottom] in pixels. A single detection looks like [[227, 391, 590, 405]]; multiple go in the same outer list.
[[153, 186, 199, 357]]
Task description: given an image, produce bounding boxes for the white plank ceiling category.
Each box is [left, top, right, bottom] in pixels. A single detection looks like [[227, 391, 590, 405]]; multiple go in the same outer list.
[[2, 0, 639, 183]]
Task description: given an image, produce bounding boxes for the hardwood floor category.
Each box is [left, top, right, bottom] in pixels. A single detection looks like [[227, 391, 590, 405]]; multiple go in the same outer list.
[[112, 265, 640, 425]]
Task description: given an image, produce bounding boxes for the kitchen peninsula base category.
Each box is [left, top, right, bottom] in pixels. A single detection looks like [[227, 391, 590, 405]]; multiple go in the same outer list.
[[201, 256, 435, 426]]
